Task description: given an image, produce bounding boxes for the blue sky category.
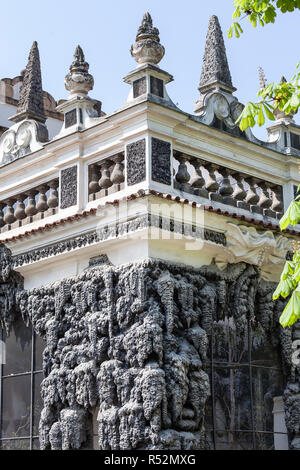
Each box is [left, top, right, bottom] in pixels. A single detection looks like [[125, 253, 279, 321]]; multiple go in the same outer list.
[[2, 0, 299, 139]]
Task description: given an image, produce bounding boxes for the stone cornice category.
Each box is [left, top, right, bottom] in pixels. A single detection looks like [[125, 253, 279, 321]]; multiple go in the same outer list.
[[12, 213, 226, 268]]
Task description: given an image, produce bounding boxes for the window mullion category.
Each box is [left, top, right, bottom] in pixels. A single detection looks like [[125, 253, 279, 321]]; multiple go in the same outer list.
[[0, 329, 3, 444], [248, 318, 256, 450], [211, 307, 217, 450], [29, 329, 35, 451]]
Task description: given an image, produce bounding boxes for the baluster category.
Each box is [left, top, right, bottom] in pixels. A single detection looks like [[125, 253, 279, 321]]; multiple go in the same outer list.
[[4, 199, 16, 225], [89, 164, 100, 197], [270, 184, 284, 218], [190, 159, 208, 198], [98, 160, 113, 192], [232, 173, 247, 208], [245, 177, 260, 213], [175, 154, 191, 192], [48, 180, 59, 209], [258, 182, 273, 217], [110, 154, 125, 186], [0, 203, 5, 228], [218, 167, 236, 206], [205, 163, 222, 202], [25, 190, 38, 217], [36, 185, 49, 214], [15, 194, 26, 223]]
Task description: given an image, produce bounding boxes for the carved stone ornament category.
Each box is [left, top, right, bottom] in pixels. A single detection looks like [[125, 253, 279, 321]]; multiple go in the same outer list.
[[215, 223, 294, 281], [0, 120, 48, 166], [65, 45, 94, 97], [196, 92, 235, 126], [213, 94, 230, 120], [126, 139, 146, 186], [60, 166, 78, 209], [199, 15, 233, 90], [131, 12, 165, 65], [12, 214, 226, 268], [3, 258, 294, 450], [2, 239, 300, 450]]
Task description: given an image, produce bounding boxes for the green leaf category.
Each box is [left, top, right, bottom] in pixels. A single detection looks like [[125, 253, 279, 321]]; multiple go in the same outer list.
[[263, 103, 276, 120], [227, 25, 234, 39], [257, 104, 265, 126], [279, 290, 300, 327], [281, 261, 295, 280], [279, 200, 300, 230], [234, 23, 241, 37], [273, 278, 296, 299]]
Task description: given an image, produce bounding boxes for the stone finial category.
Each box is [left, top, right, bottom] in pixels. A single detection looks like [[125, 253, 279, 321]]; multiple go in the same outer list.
[[65, 45, 94, 98], [10, 41, 46, 124], [199, 15, 233, 91], [131, 12, 165, 65]]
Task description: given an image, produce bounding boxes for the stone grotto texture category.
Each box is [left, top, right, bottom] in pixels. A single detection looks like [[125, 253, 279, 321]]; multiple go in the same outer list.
[[1, 241, 300, 450], [0, 243, 23, 333]]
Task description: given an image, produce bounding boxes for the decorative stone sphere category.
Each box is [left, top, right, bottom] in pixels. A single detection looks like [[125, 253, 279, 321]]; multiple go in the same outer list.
[[65, 70, 94, 97], [131, 39, 165, 65]]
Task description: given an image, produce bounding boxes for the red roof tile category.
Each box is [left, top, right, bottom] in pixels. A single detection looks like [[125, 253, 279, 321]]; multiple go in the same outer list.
[[2, 189, 299, 243]]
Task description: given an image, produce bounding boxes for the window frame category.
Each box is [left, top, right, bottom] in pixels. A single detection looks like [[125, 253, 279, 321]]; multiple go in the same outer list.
[[0, 326, 43, 450], [206, 316, 289, 450]]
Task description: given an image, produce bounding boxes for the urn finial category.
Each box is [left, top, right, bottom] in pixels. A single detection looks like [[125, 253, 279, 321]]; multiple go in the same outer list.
[[131, 12, 165, 66], [64, 45, 94, 98]]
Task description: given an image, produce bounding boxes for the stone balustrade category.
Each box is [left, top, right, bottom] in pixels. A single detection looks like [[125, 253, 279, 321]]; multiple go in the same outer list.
[[173, 151, 284, 219], [0, 178, 59, 233], [88, 152, 125, 202]]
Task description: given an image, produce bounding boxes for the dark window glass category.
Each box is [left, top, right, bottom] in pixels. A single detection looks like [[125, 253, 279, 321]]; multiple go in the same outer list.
[[34, 335, 46, 371], [252, 367, 283, 434], [1, 375, 31, 438], [206, 313, 287, 450], [0, 317, 45, 450], [213, 366, 253, 433], [3, 317, 32, 375], [0, 439, 30, 450], [213, 317, 249, 364], [32, 438, 40, 450], [33, 373, 43, 436]]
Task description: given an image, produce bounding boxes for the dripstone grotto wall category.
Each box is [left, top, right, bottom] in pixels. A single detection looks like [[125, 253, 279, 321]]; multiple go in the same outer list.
[[0, 242, 300, 450], [0, 244, 23, 333]]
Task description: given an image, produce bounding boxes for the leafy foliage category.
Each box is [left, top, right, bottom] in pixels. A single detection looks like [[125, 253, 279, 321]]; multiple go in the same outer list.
[[228, 0, 300, 38], [227, 1, 300, 328], [273, 195, 300, 327], [235, 66, 300, 131], [228, 0, 300, 131]]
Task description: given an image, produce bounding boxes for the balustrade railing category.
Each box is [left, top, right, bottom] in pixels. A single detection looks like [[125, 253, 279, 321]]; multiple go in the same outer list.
[[0, 148, 287, 236], [88, 152, 125, 202], [0, 178, 59, 233], [173, 151, 284, 219]]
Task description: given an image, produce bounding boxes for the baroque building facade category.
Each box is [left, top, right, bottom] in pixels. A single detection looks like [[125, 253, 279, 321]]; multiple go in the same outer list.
[[0, 13, 299, 451]]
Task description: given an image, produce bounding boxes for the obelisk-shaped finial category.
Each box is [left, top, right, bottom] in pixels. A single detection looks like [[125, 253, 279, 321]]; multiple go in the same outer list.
[[10, 41, 46, 123], [199, 15, 234, 92]]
